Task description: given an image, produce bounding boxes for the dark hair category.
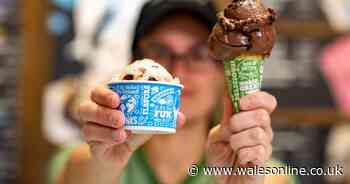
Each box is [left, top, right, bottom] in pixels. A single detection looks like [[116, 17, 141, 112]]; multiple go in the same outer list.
[[131, 0, 217, 59], [133, 12, 215, 60]]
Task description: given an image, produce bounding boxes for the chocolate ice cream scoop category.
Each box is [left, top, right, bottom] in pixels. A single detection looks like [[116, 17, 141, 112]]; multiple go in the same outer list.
[[208, 0, 276, 61]]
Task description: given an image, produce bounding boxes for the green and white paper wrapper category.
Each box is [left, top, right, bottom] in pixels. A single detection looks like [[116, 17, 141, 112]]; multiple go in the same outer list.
[[224, 54, 264, 113]]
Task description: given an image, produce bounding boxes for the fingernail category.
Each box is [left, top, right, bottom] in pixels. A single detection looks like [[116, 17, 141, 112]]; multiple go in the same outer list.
[[115, 112, 125, 128], [109, 112, 117, 124], [112, 131, 122, 141], [109, 94, 118, 107], [120, 113, 125, 125]]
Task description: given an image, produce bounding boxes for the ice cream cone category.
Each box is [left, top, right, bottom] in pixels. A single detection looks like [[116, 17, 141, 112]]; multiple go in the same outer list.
[[224, 54, 264, 113], [208, 0, 276, 113]]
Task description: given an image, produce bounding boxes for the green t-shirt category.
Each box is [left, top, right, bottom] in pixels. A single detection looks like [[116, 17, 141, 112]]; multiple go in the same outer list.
[[119, 149, 299, 184], [119, 149, 215, 184], [49, 146, 299, 184]]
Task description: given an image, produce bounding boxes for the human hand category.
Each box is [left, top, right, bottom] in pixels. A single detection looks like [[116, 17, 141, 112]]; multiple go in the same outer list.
[[79, 86, 186, 172], [207, 92, 277, 184]]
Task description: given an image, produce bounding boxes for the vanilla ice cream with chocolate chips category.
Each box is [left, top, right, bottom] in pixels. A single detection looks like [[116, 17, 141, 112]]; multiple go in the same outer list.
[[111, 59, 180, 83], [108, 58, 183, 134], [111, 59, 180, 84]]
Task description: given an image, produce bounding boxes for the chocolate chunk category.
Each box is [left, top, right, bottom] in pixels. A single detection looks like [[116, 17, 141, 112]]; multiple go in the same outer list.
[[148, 77, 158, 81], [123, 75, 134, 80]]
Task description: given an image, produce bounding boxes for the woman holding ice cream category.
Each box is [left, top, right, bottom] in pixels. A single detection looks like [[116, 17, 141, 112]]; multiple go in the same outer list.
[[56, 0, 296, 184]]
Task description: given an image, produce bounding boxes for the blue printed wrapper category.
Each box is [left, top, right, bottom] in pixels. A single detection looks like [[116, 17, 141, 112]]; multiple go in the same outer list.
[[108, 81, 183, 134]]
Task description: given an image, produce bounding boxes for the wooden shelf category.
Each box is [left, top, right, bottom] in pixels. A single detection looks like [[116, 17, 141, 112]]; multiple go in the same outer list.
[[19, 0, 55, 184], [272, 108, 348, 127], [276, 18, 348, 39]]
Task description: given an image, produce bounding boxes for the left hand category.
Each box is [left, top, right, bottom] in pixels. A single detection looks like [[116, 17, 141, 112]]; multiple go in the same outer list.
[[206, 91, 277, 184]]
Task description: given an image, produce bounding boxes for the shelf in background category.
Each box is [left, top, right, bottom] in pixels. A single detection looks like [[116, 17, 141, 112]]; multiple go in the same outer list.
[[277, 18, 349, 39], [273, 108, 348, 127]]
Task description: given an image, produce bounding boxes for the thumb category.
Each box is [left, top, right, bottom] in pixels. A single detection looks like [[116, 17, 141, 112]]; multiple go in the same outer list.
[[221, 91, 233, 125]]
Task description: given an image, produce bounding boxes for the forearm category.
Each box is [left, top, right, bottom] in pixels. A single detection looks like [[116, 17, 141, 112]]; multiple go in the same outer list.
[[58, 145, 121, 184], [63, 160, 120, 184]]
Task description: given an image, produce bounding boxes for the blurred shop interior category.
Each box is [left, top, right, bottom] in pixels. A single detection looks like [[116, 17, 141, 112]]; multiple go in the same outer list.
[[0, 0, 349, 184]]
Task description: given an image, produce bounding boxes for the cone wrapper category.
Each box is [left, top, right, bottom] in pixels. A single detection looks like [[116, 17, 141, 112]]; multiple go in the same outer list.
[[224, 55, 264, 113]]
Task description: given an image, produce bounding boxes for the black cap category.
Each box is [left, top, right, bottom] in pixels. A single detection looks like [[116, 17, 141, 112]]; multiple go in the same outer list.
[[132, 0, 217, 55]]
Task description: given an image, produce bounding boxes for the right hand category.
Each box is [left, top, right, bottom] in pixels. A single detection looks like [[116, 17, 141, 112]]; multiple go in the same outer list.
[[78, 86, 185, 171]]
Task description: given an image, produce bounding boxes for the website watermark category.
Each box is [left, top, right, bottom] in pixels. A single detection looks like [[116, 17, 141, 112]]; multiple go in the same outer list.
[[188, 163, 344, 177]]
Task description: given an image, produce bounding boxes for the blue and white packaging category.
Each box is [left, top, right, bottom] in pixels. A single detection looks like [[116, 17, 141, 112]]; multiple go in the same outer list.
[[108, 81, 183, 134]]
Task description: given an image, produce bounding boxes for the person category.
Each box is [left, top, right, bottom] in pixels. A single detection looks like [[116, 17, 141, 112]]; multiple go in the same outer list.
[[56, 1, 293, 184]]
